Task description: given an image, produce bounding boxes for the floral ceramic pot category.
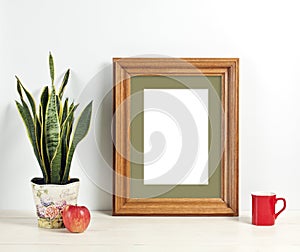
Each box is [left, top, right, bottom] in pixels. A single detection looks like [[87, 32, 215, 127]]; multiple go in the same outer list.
[[31, 178, 80, 229]]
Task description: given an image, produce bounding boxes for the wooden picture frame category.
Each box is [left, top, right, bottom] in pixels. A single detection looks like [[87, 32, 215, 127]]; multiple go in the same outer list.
[[113, 58, 239, 216]]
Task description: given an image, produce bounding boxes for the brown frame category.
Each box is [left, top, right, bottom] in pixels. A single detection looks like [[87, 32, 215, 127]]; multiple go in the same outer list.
[[113, 58, 239, 216]]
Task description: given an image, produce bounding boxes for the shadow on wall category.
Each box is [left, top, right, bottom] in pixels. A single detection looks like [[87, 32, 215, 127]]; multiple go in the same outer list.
[[0, 105, 37, 170], [0, 104, 39, 209], [0, 106, 22, 164], [76, 63, 114, 202]]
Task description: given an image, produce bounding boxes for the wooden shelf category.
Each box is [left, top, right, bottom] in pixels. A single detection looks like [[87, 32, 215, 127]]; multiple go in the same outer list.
[[0, 211, 299, 251]]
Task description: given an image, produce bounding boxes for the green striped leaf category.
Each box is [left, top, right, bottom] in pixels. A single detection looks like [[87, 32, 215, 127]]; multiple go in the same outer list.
[[16, 78, 23, 100], [66, 102, 75, 147], [40, 86, 49, 126], [45, 88, 60, 170], [16, 76, 36, 117], [49, 52, 55, 85], [50, 139, 62, 184], [62, 101, 92, 183], [61, 98, 69, 124], [59, 69, 70, 100], [56, 95, 62, 122], [60, 128, 68, 180], [40, 86, 49, 112], [34, 116, 42, 159], [34, 116, 49, 183], [39, 105, 49, 183], [16, 101, 47, 181], [52, 104, 78, 183], [39, 87, 50, 178], [39, 105, 42, 123]]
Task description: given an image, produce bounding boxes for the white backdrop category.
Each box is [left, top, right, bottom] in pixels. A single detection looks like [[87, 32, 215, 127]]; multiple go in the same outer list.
[[1, 0, 300, 211]]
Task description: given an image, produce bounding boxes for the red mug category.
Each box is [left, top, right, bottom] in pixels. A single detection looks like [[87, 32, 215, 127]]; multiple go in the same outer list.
[[252, 192, 286, 226]]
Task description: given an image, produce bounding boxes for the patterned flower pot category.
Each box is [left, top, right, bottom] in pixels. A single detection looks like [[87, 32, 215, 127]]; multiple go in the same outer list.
[[31, 177, 80, 229]]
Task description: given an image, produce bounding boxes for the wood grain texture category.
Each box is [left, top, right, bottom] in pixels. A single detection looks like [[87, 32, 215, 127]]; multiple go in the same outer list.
[[113, 58, 239, 216], [0, 211, 298, 251]]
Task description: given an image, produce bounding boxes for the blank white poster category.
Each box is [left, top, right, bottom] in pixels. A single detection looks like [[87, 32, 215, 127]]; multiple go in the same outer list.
[[143, 89, 208, 185]]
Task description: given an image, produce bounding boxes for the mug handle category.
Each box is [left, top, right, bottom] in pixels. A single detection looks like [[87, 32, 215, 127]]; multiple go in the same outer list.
[[275, 198, 286, 219]]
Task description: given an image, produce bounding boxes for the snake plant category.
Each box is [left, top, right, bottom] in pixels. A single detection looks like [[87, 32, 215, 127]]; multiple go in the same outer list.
[[15, 53, 92, 184]]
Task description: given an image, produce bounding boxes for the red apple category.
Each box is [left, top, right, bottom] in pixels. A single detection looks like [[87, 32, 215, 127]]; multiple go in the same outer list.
[[62, 205, 91, 233]]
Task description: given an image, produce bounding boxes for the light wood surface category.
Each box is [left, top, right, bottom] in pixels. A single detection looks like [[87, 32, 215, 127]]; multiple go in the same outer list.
[[0, 211, 299, 252], [113, 58, 239, 216]]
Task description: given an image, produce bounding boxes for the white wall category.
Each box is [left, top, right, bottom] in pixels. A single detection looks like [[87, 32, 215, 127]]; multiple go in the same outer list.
[[1, 0, 300, 211]]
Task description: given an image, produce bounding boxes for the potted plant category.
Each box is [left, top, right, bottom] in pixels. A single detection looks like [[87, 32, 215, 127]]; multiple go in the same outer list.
[[15, 53, 92, 228]]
